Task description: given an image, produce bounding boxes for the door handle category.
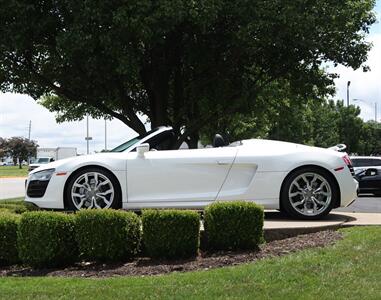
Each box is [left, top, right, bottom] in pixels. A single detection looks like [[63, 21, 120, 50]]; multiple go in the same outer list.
[[217, 160, 230, 165]]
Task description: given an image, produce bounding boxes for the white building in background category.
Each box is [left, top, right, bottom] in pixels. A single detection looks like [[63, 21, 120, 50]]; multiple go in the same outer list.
[[37, 147, 77, 161]]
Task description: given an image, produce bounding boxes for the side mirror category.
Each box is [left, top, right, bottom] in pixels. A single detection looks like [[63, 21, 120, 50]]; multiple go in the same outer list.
[[365, 168, 378, 176], [137, 143, 150, 157]]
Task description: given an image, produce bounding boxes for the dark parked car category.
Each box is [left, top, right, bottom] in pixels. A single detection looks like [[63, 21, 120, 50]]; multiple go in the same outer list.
[[355, 168, 381, 197]]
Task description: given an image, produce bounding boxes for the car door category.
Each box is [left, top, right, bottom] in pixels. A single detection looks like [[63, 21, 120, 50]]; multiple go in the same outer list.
[[360, 169, 381, 192], [126, 147, 237, 204]]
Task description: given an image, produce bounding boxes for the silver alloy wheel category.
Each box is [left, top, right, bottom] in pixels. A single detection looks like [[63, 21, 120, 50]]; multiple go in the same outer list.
[[71, 172, 115, 210], [288, 172, 332, 216]]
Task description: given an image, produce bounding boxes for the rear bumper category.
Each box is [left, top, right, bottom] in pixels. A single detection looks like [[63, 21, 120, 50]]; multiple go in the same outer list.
[[333, 168, 358, 207], [342, 178, 358, 207]]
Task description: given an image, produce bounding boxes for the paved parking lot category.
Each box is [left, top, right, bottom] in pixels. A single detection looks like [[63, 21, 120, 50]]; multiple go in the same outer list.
[[335, 196, 381, 213]]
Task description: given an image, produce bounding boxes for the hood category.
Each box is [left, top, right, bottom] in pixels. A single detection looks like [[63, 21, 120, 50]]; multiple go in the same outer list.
[[29, 156, 75, 174], [28, 152, 127, 174]]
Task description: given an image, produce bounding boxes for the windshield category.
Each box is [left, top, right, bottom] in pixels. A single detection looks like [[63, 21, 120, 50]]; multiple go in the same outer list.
[[35, 158, 50, 163], [110, 128, 161, 152]]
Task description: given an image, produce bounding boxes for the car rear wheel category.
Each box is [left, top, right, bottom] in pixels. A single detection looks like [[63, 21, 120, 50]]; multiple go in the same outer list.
[[65, 167, 121, 211], [281, 167, 338, 220]]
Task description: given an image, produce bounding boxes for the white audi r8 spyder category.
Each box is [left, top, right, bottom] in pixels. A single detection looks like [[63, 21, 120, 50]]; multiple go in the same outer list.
[[25, 127, 358, 219]]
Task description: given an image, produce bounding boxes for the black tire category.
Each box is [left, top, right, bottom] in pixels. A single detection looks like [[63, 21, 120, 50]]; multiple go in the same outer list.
[[65, 167, 122, 211], [280, 167, 338, 220]]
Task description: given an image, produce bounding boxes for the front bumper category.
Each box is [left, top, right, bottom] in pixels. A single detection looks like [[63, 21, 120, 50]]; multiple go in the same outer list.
[[25, 173, 69, 209]]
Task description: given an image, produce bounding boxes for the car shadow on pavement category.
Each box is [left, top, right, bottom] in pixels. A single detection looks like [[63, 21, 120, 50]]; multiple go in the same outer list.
[[264, 211, 357, 222]]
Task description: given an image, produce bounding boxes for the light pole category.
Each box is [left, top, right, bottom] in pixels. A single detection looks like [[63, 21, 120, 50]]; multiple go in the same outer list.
[[370, 101, 377, 122], [346, 81, 351, 107], [85, 115, 93, 154], [27, 120, 32, 164], [353, 99, 377, 122], [28, 120, 31, 140], [104, 118, 107, 151]]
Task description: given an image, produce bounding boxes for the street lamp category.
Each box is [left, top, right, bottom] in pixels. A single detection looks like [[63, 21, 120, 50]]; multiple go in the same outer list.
[[85, 115, 93, 154], [353, 99, 378, 122], [346, 81, 351, 107], [104, 118, 107, 151]]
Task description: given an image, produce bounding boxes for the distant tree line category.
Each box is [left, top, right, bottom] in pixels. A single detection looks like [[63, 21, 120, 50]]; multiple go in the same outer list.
[[201, 98, 381, 155], [0, 137, 38, 168]]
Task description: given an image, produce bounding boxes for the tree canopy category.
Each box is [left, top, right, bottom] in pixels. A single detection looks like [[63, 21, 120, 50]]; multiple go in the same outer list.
[[0, 0, 376, 147]]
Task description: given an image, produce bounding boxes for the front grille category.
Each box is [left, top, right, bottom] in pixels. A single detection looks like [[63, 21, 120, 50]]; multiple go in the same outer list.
[[27, 180, 49, 198]]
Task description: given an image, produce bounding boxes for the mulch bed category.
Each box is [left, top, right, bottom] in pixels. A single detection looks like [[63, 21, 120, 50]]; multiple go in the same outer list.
[[0, 230, 342, 278]]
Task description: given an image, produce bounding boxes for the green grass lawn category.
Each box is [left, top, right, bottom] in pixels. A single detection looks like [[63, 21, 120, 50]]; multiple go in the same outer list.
[[0, 166, 28, 177], [0, 226, 380, 300], [0, 197, 24, 203], [0, 197, 34, 214]]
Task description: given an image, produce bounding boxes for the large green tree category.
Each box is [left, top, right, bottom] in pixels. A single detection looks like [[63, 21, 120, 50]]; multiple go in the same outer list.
[[0, 0, 376, 147]]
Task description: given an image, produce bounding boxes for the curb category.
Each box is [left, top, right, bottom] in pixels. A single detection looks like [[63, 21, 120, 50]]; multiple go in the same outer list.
[[263, 212, 381, 241], [264, 223, 346, 242]]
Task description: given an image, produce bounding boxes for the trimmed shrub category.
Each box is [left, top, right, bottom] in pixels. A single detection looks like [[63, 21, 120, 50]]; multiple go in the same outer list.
[[75, 209, 141, 262], [0, 212, 20, 265], [204, 201, 264, 250], [142, 210, 200, 259], [17, 211, 77, 268]]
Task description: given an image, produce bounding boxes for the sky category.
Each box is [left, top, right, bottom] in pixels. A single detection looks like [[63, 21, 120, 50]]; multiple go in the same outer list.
[[329, 1, 381, 122], [1, 2, 380, 154]]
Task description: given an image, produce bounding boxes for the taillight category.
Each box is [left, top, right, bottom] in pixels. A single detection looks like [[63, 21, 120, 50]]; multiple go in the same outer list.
[[342, 155, 352, 166], [342, 154, 355, 177]]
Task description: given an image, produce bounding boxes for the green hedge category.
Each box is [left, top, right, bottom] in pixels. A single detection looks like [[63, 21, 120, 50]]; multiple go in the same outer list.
[[204, 201, 264, 250], [17, 211, 77, 268], [0, 212, 20, 265], [75, 209, 141, 262], [142, 210, 200, 259]]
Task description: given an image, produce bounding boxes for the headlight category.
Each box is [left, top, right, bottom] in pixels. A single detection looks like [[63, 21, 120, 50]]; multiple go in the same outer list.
[[29, 169, 55, 181]]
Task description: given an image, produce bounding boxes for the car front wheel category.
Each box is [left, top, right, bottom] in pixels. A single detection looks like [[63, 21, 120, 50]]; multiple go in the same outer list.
[[65, 168, 121, 211], [281, 167, 338, 220]]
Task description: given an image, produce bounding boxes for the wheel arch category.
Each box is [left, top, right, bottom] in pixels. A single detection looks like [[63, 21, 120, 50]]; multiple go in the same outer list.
[[279, 164, 341, 210], [63, 164, 123, 209]]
